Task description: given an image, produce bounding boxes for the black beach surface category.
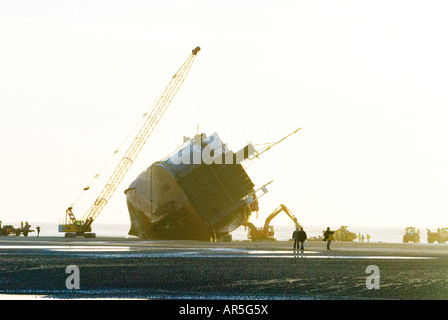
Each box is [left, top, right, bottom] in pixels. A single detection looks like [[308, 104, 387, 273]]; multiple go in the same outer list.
[[0, 236, 447, 301]]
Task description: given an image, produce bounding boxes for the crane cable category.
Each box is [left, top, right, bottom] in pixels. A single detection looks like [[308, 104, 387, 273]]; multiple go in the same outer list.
[[68, 88, 168, 210], [80, 48, 200, 224], [68, 51, 198, 211], [197, 55, 200, 134]]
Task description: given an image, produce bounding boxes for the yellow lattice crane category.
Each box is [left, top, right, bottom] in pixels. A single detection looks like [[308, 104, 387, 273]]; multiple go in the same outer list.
[[59, 46, 200, 238]]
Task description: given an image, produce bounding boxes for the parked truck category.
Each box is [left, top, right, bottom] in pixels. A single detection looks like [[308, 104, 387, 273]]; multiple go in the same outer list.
[[403, 227, 420, 243], [427, 228, 448, 244]]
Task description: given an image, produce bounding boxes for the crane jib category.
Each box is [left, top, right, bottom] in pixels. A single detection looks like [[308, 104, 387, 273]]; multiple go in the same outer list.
[[64, 47, 200, 235]]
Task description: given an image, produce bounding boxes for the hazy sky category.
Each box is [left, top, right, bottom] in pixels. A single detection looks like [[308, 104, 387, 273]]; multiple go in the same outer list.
[[1, 0, 447, 230]]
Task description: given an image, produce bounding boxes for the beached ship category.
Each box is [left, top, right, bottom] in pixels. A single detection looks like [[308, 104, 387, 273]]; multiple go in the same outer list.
[[125, 132, 260, 241]]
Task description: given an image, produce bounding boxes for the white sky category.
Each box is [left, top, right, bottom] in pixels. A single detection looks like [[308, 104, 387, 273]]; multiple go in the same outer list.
[[0, 0, 447, 230]]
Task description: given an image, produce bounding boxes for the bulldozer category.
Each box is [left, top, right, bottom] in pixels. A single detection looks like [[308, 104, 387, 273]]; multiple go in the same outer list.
[[403, 227, 420, 243], [243, 204, 300, 241], [427, 228, 448, 244], [333, 226, 357, 242]]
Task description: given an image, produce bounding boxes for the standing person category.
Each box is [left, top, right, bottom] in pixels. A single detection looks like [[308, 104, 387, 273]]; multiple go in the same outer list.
[[36, 226, 40, 237], [366, 234, 370, 242], [297, 227, 307, 251], [292, 227, 300, 253], [323, 227, 335, 250]]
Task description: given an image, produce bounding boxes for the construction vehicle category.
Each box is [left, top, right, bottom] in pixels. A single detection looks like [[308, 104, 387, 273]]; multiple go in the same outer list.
[[59, 46, 201, 238], [333, 226, 357, 242], [427, 228, 448, 244], [243, 204, 300, 241], [0, 221, 34, 237], [403, 227, 420, 243]]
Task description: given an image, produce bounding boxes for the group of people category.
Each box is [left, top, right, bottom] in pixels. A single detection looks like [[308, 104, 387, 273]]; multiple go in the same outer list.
[[292, 227, 335, 252], [20, 221, 40, 236], [357, 233, 370, 242]]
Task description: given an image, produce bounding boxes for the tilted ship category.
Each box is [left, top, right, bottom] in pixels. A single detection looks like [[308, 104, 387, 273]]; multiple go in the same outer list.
[[59, 46, 299, 240], [125, 132, 261, 241]]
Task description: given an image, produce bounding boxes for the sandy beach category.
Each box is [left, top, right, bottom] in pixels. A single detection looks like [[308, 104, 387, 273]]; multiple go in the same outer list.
[[0, 236, 447, 300]]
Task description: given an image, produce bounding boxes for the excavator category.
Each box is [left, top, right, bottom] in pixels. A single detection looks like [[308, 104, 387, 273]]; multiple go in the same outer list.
[[59, 46, 201, 238], [243, 204, 300, 241]]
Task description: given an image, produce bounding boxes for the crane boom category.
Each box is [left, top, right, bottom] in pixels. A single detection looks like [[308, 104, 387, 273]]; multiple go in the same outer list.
[[62, 46, 200, 237]]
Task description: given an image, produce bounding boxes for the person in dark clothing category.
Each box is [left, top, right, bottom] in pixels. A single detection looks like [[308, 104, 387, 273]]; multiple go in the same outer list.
[[323, 227, 335, 250], [292, 227, 300, 252], [297, 227, 307, 251]]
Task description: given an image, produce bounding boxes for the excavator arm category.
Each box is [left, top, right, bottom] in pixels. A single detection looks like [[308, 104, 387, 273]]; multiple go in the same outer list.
[[263, 204, 300, 232], [244, 204, 300, 241]]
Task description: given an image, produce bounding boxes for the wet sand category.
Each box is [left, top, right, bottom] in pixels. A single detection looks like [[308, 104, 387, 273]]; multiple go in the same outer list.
[[0, 236, 447, 300]]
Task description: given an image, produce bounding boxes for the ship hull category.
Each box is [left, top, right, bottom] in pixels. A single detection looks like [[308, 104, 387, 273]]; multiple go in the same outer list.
[[125, 133, 256, 241]]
